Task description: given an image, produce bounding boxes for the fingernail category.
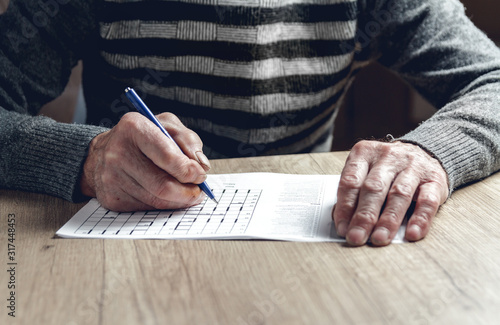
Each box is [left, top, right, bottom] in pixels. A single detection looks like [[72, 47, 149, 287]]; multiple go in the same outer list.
[[336, 221, 348, 237], [408, 224, 422, 240], [195, 151, 211, 171], [371, 227, 390, 245], [346, 227, 367, 246]]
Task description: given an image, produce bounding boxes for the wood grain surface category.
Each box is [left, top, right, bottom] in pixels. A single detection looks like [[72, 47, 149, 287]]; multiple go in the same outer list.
[[1, 152, 500, 325]]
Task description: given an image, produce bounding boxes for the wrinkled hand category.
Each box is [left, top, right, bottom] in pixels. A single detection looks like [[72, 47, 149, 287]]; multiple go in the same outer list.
[[80, 112, 211, 212], [333, 140, 449, 246]]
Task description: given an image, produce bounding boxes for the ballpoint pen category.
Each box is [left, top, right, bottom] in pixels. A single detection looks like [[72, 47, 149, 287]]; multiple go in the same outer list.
[[124, 87, 218, 204]]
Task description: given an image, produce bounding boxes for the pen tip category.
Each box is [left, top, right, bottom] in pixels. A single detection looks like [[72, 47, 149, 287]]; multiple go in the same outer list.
[[212, 198, 219, 205]]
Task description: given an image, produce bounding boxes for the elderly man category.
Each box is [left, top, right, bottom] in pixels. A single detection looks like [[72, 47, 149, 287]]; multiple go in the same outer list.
[[1, 0, 499, 246]]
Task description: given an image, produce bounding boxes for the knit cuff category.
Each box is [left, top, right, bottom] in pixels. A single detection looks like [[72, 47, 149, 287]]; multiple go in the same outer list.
[[6, 116, 108, 202], [398, 122, 486, 194]]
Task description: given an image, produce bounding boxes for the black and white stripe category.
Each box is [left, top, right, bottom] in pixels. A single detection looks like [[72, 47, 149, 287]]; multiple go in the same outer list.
[[83, 0, 359, 157]]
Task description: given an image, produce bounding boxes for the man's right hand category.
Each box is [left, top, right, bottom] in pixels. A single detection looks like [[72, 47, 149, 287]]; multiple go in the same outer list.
[[80, 112, 211, 212]]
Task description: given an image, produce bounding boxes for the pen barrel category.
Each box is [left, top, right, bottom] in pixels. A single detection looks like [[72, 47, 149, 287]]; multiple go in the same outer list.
[[198, 181, 215, 200]]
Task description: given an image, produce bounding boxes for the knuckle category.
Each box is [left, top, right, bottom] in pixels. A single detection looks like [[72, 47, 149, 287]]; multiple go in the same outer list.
[[383, 144, 410, 163], [116, 114, 144, 140], [419, 192, 440, 208], [120, 112, 141, 128], [99, 169, 119, 188], [382, 209, 401, 225], [339, 174, 362, 189], [354, 210, 378, 226], [339, 199, 357, 212], [334, 203, 356, 221], [362, 179, 385, 193], [177, 160, 195, 181], [172, 158, 200, 183], [380, 142, 393, 154], [186, 129, 203, 145], [159, 112, 182, 126], [389, 183, 413, 200], [426, 169, 441, 181], [351, 140, 373, 155], [103, 151, 121, 165], [430, 172, 448, 190], [162, 112, 177, 120], [354, 139, 372, 148], [412, 213, 431, 227]]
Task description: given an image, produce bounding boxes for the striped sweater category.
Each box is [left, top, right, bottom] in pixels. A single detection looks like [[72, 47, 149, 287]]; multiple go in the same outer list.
[[85, 0, 359, 158], [1, 0, 500, 202]]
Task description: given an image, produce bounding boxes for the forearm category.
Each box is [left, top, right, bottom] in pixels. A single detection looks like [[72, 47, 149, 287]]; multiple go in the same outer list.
[[399, 77, 500, 191], [360, 0, 500, 191], [0, 0, 106, 201], [0, 108, 108, 201]]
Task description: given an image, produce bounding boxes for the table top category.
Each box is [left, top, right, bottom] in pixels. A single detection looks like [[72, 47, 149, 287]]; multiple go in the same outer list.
[[1, 152, 500, 325]]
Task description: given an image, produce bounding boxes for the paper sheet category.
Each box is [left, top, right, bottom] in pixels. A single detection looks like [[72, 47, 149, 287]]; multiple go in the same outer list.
[[56, 173, 406, 243]]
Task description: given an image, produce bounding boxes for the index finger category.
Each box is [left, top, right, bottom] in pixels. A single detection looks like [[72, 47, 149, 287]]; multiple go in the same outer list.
[[122, 113, 207, 184], [157, 113, 211, 171], [333, 157, 369, 237]]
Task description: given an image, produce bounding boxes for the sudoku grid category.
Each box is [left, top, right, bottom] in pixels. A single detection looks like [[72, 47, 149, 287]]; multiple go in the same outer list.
[[74, 189, 262, 236]]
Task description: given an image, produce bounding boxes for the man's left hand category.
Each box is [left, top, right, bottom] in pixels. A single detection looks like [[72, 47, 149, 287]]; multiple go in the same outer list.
[[332, 140, 449, 246]]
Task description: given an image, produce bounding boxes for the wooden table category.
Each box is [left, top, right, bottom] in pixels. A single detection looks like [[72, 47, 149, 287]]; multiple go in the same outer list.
[[1, 152, 500, 325]]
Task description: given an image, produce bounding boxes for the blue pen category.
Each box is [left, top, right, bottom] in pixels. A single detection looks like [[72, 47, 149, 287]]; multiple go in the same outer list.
[[124, 87, 218, 204]]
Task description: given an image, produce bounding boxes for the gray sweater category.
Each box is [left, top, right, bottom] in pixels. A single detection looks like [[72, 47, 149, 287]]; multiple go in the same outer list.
[[1, 0, 500, 202]]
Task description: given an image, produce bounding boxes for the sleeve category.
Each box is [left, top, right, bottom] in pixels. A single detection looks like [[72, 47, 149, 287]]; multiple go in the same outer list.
[[0, 0, 108, 202], [357, 0, 500, 192]]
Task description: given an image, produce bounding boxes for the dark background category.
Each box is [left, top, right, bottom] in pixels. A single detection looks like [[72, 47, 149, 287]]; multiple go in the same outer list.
[[332, 0, 500, 150]]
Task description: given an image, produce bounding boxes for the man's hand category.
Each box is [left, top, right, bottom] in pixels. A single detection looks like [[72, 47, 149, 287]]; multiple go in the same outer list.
[[332, 140, 449, 246], [80, 112, 211, 212]]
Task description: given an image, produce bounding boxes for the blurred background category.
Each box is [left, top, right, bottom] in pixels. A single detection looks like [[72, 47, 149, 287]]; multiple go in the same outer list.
[[332, 0, 500, 150], [1, 0, 499, 151]]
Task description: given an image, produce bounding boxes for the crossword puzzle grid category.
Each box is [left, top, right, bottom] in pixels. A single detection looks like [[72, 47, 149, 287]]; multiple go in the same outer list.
[[75, 189, 261, 237]]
